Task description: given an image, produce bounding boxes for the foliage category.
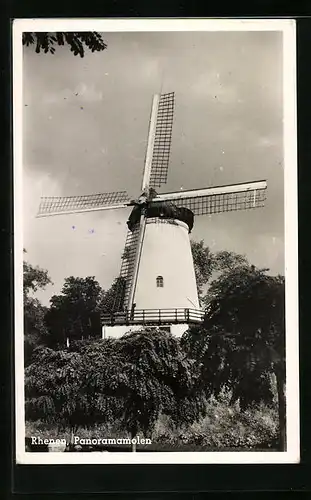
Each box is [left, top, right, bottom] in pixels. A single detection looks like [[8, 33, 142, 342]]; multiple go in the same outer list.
[[23, 244, 286, 448], [25, 344, 122, 436], [23, 256, 52, 365], [99, 276, 127, 314], [190, 240, 248, 299], [25, 330, 206, 441], [181, 265, 286, 448], [26, 391, 279, 450], [25, 347, 90, 432], [24, 297, 49, 366], [45, 276, 103, 347], [77, 329, 206, 437], [23, 259, 52, 299], [22, 32, 107, 58], [153, 392, 278, 450], [205, 265, 285, 383]]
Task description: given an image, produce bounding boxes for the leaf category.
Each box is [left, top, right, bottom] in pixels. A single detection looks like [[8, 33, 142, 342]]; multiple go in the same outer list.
[[22, 32, 107, 57], [182, 266, 285, 411]]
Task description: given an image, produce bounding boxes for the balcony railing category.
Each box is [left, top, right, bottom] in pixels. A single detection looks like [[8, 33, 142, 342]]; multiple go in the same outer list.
[[101, 308, 205, 326]]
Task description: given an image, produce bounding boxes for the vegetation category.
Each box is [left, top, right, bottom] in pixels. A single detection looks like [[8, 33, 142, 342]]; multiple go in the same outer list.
[[99, 276, 126, 314], [26, 394, 279, 451], [23, 251, 53, 366], [25, 347, 87, 444], [21, 27, 286, 450], [45, 276, 103, 347], [23, 240, 286, 451], [152, 391, 279, 450], [190, 240, 248, 300], [26, 330, 206, 450], [182, 265, 286, 449], [22, 32, 107, 58]]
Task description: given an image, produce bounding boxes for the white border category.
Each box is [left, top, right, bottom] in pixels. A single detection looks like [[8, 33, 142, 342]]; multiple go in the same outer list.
[[13, 18, 299, 465]]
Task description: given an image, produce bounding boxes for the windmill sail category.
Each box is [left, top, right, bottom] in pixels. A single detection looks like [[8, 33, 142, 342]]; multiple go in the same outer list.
[[141, 92, 175, 191], [110, 92, 175, 313], [149, 92, 174, 188], [154, 180, 267, 216], [113, 223, 143, 312], [37, 191, 130, 217]]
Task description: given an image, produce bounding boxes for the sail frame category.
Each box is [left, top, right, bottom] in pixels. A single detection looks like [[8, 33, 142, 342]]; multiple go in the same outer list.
[[37, 191, 131, 218], [141, 92, 175, 191], [153, 180, 267, 216]]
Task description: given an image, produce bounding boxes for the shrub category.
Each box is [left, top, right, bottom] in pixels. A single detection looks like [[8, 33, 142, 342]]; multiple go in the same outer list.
[[151, 390, 278, 450], [26, 391, 279, 451]]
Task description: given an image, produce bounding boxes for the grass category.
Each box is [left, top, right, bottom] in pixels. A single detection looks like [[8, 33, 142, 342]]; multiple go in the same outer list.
[[25, 391, 280, 452], [151, 391, 279, 450]]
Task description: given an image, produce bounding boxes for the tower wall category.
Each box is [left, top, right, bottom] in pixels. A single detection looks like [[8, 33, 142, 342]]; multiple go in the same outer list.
[[133, 217, 200, 310], [102, 323, 189, 339]]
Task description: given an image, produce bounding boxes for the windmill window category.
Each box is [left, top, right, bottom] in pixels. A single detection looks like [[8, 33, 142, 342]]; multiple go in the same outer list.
[[156, 275, 164, 287]]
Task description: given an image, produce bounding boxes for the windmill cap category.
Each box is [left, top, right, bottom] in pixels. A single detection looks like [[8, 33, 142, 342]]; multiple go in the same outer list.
[[127, 201, 194, 232]]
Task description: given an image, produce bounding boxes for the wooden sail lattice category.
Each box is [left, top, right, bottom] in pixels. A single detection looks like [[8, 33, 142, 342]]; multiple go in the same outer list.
[[169, 187, 267, 216], [35, 91, 268, 327], [149, 92, 175, 188], [112, 224, 141, 312], [37, 190, 130, 217]]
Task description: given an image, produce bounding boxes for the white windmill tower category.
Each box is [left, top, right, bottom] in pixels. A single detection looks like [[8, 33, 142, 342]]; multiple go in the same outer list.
[[37, 92, 267, 338]]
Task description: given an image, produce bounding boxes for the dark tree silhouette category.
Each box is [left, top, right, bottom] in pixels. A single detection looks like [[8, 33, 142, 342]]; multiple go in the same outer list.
[[99, 276, 127, 314], [22, 32, 107, 57], [23, 255, 53, 365], [25, 330, 206, 450], [25, 346, 95, 445], [23, 259, 52, 299], [190, 239, 248, 299], [45, 276, 103, 347], [182, 265, 286, 450]]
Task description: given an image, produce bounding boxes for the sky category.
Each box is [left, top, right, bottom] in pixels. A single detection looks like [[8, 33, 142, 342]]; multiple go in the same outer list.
[[22, 29, 284, 306]]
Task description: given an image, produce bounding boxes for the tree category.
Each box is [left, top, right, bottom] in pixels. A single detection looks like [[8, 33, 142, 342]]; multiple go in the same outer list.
[[25, 341, 124, 446], [181, 265, 286, 450], [99, 276, 127, 314], [23, 254, 53, 365], [25, 330, 206, 451], [25, 347, 93, 444], [24, 297, 50, 367], [45, 276, 103, 347], [190, 240, 248, 299], [23, 259, 52, 299], [78, 329, 206, 451], [22, 32, 107, 58]]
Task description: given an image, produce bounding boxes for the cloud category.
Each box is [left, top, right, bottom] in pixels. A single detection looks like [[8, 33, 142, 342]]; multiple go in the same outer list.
[[257, 135, 281, 148], [191, 70, 238, 104], [23, 167, 131, 306], [73, 83, 104, 102], [139, 59, 161, 80], [23, 168, 61, 219], [41, 83, 104, 105], [22, 30, 285, 304]]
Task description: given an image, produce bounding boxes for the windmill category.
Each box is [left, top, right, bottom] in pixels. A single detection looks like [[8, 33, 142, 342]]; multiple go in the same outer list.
[[37, 92, 267, 338]]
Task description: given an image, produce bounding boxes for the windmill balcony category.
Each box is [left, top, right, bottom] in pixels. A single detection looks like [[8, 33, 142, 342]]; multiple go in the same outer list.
[[100, 307, 205, 326]]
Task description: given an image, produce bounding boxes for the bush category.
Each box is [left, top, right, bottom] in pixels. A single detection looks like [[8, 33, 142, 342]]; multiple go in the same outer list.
[[152, 390, 278, 450], [26, 391, 279, 451]]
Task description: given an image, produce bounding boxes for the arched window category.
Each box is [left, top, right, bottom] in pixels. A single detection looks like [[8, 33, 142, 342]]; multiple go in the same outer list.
[[156, 275, 164, 288]]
